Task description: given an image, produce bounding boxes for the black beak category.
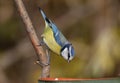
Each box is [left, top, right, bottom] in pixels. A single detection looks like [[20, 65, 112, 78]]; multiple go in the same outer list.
[[68, 60, 70, 63]]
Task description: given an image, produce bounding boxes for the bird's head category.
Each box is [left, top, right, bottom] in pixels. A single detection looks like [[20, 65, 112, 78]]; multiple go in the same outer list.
[[60, 44, 75, 62]]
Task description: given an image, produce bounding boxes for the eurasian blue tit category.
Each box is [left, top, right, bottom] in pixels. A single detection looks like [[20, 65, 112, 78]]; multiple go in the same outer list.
[[39, 8, 75, 62]]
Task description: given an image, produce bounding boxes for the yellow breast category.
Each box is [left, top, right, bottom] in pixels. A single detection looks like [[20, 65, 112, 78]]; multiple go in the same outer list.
[[42, 27, 61, 55]]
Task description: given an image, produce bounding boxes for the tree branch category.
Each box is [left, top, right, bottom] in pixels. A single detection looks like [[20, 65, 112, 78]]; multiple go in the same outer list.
[[14, 0, 50, 78]]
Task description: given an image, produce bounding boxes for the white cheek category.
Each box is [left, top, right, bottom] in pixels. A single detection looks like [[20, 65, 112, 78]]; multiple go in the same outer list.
[[69, 56, 74, 61], [61, 48, 68, 60]]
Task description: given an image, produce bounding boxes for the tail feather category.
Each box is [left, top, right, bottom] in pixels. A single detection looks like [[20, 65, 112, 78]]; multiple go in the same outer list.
[[39, 7, 46, 21], [39, 7, 51, 24]]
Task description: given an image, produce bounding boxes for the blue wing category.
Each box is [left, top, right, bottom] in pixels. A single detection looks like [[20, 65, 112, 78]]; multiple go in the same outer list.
[[39, 8, 69, 47], [51, 23, 69, 47]]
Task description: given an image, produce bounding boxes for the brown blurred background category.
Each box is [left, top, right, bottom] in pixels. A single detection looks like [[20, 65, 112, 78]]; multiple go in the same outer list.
[[0, 0, 120, 83]]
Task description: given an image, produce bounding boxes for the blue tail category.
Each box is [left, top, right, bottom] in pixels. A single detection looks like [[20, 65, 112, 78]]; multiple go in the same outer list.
[[39, 8, 46, 21], [39, 8, 51, 24]]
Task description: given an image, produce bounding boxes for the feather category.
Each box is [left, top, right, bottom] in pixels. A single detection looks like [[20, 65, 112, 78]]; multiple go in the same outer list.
[[51, 23, 69, 47]]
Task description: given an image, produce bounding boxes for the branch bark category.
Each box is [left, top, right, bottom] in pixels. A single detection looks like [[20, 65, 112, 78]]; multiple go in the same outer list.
[[14, 0, 50, 78]]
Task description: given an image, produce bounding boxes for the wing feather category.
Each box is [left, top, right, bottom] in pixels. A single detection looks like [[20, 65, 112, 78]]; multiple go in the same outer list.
[[51, 23, 69, 47]]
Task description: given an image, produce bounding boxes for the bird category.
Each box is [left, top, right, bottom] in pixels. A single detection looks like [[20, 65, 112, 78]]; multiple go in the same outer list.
[[39, 8, 75, 62]]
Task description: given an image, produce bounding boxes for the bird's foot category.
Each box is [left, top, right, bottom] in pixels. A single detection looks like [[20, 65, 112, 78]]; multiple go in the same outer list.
[[35, 60, 50, 67], [35, 50, 50, 67], [39, 40, 45, 46]]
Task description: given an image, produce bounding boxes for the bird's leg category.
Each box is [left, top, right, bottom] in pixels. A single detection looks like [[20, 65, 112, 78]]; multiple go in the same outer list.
[[40, 35, 50, 50], [35, 47, 50, 66], [39, 40, 45, 46], [35, 35, 50, 66], [39, 35, 45, 46]]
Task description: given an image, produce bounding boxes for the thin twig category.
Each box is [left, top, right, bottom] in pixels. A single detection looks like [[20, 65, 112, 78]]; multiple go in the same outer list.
[[14, 0, 50, 78]]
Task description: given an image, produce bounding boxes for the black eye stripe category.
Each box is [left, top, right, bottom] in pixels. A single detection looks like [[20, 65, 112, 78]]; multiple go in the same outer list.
[[61, 44, 71, 53]]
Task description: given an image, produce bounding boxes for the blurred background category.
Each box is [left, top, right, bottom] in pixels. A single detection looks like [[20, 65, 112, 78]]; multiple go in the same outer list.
[[0, 0, 120, 83]]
